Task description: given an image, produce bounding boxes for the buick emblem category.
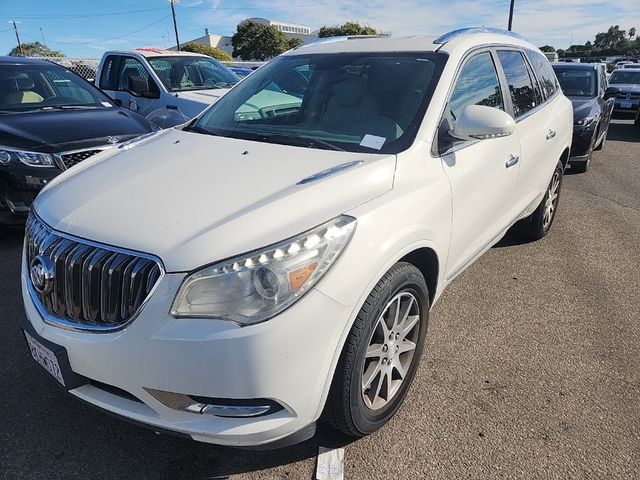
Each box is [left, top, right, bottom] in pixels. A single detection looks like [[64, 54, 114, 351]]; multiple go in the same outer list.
[[106, 136, 119, 144], [30, 255, 54, 295]]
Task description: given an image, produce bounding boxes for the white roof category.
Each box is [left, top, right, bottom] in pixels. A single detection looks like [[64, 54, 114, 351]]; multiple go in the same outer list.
[[285, 31, 537, 57], [106, 48, 209, 58]]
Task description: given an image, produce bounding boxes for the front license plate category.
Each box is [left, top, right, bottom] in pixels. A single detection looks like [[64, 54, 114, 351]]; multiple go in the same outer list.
[[620, 101, 633, 108], [24, 331, 66, 386]]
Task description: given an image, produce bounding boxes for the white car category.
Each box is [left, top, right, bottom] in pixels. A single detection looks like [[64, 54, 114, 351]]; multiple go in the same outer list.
[[96, 48, 240, 127], [22, 27, 572, 448]]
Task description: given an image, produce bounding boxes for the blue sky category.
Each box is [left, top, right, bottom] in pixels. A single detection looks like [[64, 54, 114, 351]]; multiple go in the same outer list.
[[0, 0, 638, 57]]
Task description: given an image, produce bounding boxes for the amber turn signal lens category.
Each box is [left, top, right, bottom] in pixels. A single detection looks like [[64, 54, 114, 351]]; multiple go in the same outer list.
[[289, 263, 317, 291]]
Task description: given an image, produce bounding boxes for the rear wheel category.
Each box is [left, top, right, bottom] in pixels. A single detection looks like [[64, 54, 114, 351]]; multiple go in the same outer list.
[[323, 262, 429, 437], [515, 160, 564, 240]]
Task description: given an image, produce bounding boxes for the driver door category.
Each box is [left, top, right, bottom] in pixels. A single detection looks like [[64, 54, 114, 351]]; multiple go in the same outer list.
[[439, 50, 521, 280], [99, 55, 159, 116]]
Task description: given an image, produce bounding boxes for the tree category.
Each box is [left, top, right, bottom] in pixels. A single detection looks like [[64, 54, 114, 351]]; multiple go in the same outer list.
[[629, 27, 636, 40], [182, 42, 232, 61], [287, 37, 304, 49], [594, 25, 627, 50], [318, 22, 379, 38], [232, 21, 292, 60], [539, 45, 555, 52], [8, 41, 64, 57]]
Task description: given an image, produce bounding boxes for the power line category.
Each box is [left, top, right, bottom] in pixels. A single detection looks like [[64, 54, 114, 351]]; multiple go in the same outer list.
[[177, 0, 345, 10], [22, 15, 170, 45], [0, 7, 167, 20]]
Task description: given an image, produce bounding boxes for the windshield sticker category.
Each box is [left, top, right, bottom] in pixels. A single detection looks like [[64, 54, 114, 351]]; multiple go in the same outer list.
[[101, 102, 113, 107], [360, 134, 386, 150]]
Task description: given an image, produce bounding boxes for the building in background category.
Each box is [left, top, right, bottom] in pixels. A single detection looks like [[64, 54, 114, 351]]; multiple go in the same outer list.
[[244, 18, 318, 44], [170, 28, 234, 57], [175, 19, 318, 59]]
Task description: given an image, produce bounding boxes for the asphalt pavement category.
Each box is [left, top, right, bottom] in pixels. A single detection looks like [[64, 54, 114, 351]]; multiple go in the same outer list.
[[1, 119, 639, 479]]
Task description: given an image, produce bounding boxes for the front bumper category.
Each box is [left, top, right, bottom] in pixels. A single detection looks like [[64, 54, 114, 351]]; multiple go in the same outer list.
[[0, 166, 58, 225], [21, 254, 353, 447]]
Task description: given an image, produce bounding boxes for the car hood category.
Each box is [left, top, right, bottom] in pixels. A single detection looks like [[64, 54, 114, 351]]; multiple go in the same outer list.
[[609, 83, 640, 93], [0, 107, 153, 153], [173, 87, 233, 105], [568, 97, 598, 118], [34, 128, 396, 272]]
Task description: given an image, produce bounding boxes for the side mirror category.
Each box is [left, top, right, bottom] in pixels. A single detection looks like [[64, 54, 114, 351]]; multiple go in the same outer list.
[[128, 75, 159, 99], [451, 105, 515, 141], [604, 86, 621, 100]]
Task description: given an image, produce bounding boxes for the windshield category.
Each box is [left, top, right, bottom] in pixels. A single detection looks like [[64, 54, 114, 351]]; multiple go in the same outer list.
[[609, 71, 640, 84], [192, 52, 447, 154], [553, 67, 597, 97], [147, 56, 239, 92], [0, 63, 112, 112]]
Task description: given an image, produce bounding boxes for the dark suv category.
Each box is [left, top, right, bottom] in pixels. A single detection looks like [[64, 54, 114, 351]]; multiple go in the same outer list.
[[552, 63, 614, 173], [0, 56, 155, 228]]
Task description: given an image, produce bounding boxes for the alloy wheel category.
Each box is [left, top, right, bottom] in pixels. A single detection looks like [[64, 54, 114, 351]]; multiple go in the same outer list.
[[543, 171, 561, 229], [361, 291, 421, 410]]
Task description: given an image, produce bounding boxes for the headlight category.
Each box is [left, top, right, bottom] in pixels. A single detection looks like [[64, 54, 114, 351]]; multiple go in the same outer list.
[[171, 215, 357, 325], [0, 146, 55, 167], [575, 116, 595, 127]]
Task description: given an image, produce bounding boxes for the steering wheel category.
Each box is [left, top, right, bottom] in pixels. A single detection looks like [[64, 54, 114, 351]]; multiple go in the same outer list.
[[41, 96, 83, 106]]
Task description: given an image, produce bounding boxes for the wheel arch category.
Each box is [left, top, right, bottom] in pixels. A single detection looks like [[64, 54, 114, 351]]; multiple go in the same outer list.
[[398, 247, 439, 307]]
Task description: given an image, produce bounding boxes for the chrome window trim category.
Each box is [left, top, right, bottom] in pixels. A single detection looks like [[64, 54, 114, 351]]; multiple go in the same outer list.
[[25, 211, 166, 334]]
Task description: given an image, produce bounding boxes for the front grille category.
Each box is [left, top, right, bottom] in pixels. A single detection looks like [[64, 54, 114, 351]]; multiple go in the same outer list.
[[25, 214, 163, 331], [58, 149, 103, 169]]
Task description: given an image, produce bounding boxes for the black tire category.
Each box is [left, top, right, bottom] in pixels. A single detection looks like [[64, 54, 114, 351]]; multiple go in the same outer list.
[[323, 262, 429, 437], [515, 160, 564, 241]]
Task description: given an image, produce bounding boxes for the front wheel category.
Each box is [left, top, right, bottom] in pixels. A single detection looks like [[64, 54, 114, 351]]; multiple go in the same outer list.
[[323, 262, 429, 437], [515, 160, 564, 240]]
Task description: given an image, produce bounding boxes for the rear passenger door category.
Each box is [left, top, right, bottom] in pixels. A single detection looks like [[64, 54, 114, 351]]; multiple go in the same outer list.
[[501, 50, 563, 214], [439, 51, 521, 279]]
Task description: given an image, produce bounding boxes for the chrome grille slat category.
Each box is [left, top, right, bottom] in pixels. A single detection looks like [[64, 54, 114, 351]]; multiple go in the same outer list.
[[59, 149, 103, 169], [24, 213, 163, 332]]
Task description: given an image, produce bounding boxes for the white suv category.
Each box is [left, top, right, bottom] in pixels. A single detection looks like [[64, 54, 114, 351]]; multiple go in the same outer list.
[[22, 27, 572, 448]]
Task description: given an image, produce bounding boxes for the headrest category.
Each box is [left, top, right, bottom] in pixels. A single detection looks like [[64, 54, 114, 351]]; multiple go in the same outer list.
[[333, 75, 366, 108], [14, 76, 35, 91]]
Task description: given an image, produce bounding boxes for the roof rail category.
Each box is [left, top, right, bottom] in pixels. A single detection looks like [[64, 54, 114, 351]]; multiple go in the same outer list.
[[295, 34, 389, 50], [434, 26, 526, 45]]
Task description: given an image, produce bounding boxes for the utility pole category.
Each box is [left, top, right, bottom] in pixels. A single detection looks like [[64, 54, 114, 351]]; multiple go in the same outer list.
[[169, 0, 181, 51], [507, 0, 515, 31], [10, 20, 23, 55]]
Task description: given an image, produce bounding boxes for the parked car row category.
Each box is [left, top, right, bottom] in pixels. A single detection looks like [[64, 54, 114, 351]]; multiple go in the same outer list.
[[20, 27, 576, 449]]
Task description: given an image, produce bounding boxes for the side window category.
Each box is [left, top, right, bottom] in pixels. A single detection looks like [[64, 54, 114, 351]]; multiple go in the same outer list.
[[497, 50, 537, 117], [99, 55, 118, 90], [524, 56, 543, 107], [118, 57, 150, 91], [448, 52, 504, 122], [526, 51, 558, 99]]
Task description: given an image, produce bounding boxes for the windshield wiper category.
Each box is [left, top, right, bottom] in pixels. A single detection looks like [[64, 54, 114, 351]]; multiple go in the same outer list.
[[249, 132, 345, 152]]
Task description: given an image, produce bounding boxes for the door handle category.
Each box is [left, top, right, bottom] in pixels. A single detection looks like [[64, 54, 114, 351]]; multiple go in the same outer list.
[[506, 154, 520, 168], [546, 129, 556, 140]]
